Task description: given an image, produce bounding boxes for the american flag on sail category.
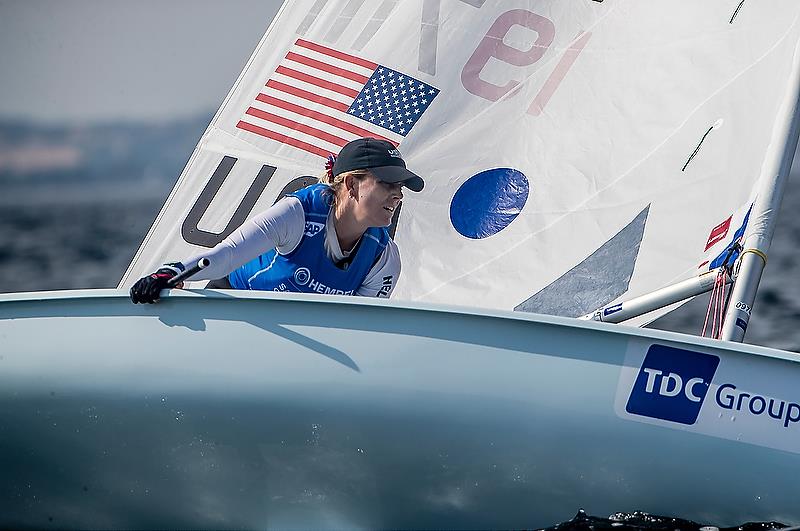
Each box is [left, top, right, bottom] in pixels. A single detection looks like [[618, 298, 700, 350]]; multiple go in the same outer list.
[[236, 39, 440, 159]]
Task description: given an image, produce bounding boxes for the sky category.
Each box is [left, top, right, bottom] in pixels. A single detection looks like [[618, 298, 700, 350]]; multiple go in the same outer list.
[[0, 0, 285, 124]]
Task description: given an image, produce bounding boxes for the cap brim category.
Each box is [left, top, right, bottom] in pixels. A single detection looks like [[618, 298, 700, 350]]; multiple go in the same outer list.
[[370, 165, 425, 192]]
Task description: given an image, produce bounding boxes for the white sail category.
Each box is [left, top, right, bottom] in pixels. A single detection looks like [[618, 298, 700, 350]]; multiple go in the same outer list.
[[120, 0, 800, 324]]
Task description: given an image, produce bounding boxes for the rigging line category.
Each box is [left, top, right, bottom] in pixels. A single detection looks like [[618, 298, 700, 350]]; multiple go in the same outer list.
[[681, 125, 714, 171], [702, 273, 714, 336], [712, 273, 721, 337], [721, 271, 734, 327], [415, 10, 800, 301], [717, 272, 727, 337], [703, 268, 727, 338], [730, 0, 746, 24]]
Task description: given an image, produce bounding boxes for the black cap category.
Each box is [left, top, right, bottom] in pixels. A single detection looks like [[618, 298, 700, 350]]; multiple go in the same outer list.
[[332, 137, 425, 192]]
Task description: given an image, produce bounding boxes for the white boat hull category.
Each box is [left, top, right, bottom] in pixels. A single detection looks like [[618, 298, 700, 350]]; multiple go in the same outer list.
[[1, 290, 798, 528]]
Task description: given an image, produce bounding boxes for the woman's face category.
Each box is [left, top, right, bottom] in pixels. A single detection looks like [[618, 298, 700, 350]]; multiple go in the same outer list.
[[351, 172, 404, 227]]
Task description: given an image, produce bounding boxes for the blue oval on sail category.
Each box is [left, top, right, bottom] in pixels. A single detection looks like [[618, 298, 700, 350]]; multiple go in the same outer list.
[[450, 168, 529, 239]]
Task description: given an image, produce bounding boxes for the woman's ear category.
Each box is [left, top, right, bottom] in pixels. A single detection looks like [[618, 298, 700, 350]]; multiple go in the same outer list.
[[344, 174, 359, 199]]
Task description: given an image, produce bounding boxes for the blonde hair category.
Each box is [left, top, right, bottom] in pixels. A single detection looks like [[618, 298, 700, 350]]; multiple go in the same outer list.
[[320, 168, 370, 204]]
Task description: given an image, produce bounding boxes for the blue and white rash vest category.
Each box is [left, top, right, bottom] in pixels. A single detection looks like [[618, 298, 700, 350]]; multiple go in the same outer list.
[[228, 184, 391, 295]]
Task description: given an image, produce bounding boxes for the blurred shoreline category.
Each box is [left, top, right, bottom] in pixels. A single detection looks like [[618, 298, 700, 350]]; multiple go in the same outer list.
[[1, 179, 173, 206]]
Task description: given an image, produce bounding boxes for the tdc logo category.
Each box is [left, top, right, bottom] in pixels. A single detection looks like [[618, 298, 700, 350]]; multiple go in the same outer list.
[[626, 345, 720, 425]]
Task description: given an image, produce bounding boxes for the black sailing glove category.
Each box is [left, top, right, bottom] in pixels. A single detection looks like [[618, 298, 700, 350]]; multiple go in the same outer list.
[[129, 263, 184, 304]]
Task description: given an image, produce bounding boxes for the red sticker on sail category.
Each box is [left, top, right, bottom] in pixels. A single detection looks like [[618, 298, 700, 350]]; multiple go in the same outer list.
[[705, 216, 732, 251]]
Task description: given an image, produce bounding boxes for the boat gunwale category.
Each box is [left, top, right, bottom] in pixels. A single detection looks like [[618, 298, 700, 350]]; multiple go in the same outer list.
[[1, 288, 797, 362]]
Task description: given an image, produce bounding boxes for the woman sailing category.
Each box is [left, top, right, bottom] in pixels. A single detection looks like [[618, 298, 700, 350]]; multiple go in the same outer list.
[[130, 137, 424, 303]]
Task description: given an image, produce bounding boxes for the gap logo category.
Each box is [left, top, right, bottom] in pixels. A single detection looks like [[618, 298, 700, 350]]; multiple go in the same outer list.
[[625, 345, 720, 425]]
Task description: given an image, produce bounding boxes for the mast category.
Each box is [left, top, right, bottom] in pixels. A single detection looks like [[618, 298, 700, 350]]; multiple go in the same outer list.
[[721, 40, 800, 342]]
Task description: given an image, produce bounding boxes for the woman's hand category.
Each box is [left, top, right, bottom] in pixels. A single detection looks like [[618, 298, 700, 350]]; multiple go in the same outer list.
[[129, 266, 183, 304]]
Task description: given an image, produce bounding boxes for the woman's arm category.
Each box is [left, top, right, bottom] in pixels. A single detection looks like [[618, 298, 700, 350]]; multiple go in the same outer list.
[[178, 197, 305, 281]]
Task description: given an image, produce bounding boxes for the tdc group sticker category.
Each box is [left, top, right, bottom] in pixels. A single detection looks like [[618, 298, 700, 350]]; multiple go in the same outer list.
[[625, 345, 720, 425]]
